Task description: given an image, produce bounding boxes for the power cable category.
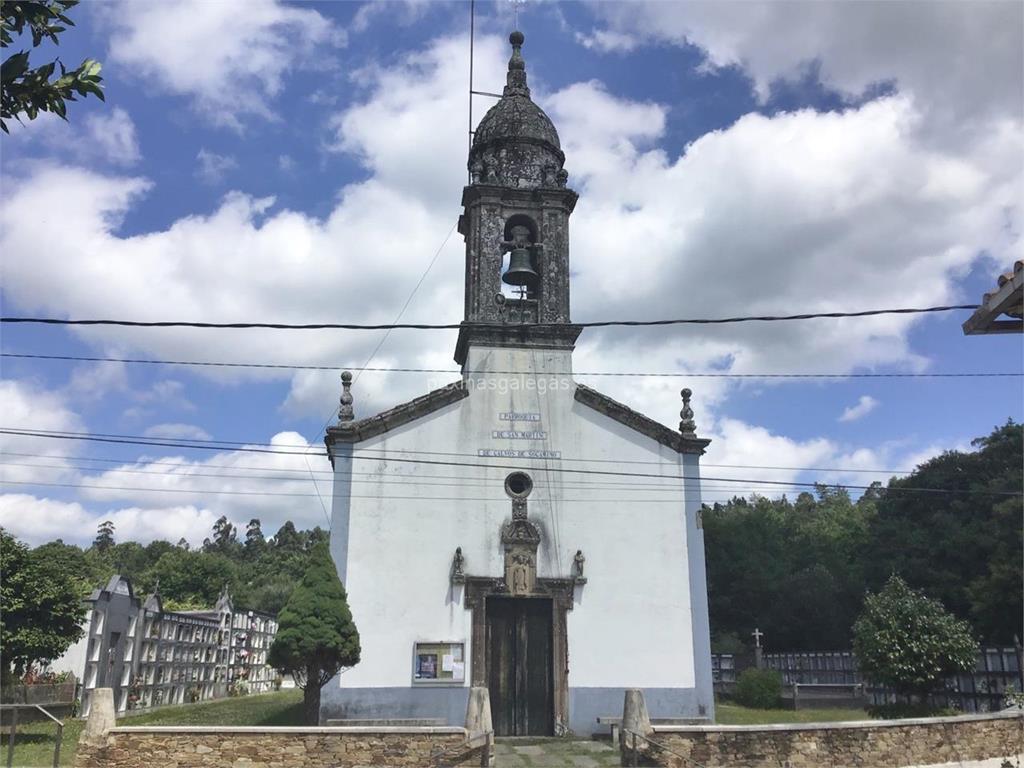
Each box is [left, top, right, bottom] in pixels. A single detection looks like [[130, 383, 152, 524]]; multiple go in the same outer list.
[[2, 428, 1018, 497], [0, 304, 981, 330], [5, 353, 1017, 380]]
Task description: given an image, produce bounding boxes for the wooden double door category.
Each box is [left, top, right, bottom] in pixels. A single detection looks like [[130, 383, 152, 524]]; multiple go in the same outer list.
[[486, 597, 554, 736]]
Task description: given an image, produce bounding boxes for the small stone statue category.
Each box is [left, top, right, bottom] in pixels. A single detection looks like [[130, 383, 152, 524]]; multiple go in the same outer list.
[[556, 168, 569, 188], [470, 158, 484, 185], [573, 549, 585, 579], [542, 163, 557, 187], [679, 387, 696, 437], [451, 546, 466, 583], [338, 371, 354, 423]]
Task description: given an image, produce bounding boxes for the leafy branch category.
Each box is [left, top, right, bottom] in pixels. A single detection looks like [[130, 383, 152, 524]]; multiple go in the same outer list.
[[1, 0, 104, 133]]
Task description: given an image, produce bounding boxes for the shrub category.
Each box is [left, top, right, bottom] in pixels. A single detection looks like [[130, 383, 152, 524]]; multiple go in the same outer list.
[[853, 575, 977, 702], [734, 668, 782, 709]]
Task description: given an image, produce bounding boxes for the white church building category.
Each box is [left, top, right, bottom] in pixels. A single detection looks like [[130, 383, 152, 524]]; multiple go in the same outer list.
[[321, 31, 714, 736]]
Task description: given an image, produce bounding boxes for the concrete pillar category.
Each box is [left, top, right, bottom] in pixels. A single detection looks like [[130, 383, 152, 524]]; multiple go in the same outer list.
[[621, 689, 653, 750], [465, 686, 493, 735], [82, 688, 116, 744]]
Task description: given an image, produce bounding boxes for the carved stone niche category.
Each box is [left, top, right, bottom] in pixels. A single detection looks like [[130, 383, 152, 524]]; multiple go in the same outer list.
[[501, 471, 541, 596], [502, 517, 540, 596]]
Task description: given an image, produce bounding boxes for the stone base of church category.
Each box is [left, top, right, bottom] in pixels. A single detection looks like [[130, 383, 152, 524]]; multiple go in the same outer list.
[[319, 686, 469, 726], [319, 685, 713, 735], [568, 687, 713, 736]]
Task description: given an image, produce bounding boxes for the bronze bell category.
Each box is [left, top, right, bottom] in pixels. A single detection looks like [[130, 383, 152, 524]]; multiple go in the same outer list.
[[502, 247, 538, 287]]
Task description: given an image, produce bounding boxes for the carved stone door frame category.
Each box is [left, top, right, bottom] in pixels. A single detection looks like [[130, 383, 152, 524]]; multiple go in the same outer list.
[[464, 576, 574, 734]]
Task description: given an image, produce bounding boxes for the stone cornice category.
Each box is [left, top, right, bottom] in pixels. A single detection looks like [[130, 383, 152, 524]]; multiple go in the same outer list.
[[324, 380, 468, 458], [574, 384, 711, 456], [454, 322, 583, 365], [460, 183, 578, 213]]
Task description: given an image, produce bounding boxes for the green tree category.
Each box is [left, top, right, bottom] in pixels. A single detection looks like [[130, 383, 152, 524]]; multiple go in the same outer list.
[[866, 421, 1022, 643], [144, 548, 238, 606], [1, 0, 104, 132], [92, 520, 115, 552], [244, 518, 265, 560], [268, 542, 360, 724], [0, 528, 85, 683], [853, 575, 978, 702]]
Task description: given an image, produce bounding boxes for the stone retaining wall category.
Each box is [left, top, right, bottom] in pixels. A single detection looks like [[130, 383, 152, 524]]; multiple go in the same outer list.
[[634, 711, 1022, 768], [73, 725, 485, 767]]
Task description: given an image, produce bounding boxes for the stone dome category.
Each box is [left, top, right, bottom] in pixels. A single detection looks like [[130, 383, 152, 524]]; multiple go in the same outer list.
[[472, 31, 560, 152]]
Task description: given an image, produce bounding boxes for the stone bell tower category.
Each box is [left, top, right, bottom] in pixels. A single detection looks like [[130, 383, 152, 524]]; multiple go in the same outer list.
[[455, 31, 582, 365]]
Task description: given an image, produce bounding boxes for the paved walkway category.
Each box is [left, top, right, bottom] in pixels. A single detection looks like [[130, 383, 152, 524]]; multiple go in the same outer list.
[[493, 738, 621, 767]]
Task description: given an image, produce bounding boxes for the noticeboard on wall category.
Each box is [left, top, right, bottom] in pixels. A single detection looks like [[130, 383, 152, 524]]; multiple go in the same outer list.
[[412, 642, 465, 685]]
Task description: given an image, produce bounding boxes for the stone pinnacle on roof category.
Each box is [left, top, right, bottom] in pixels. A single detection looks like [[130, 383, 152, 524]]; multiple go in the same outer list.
[[338, 371, 354, 423], [505, 30, 529, 97]]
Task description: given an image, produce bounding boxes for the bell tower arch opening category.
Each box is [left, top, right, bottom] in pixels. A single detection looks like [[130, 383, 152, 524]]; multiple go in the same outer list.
[[455, 31, 582, 365]]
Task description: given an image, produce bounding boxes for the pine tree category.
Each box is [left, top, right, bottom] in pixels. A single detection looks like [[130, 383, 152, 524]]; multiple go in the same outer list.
[[268, 541, 360, 724]]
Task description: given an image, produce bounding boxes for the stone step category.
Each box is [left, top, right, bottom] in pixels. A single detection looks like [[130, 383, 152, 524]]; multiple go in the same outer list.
[[492, 738, 620, 768]]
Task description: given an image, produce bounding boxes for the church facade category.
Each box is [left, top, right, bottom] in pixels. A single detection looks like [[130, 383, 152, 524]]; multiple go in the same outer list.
[[321, 32, 714, 735]]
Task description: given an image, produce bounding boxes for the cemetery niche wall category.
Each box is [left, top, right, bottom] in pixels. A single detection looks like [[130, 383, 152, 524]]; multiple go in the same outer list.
[[49, 575, 279, 716]]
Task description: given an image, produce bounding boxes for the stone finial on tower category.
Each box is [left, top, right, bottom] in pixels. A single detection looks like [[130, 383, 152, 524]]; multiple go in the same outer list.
[[679, 388, 697, 437], [338, 371, 354, 423], [505, 30, 530, 96]]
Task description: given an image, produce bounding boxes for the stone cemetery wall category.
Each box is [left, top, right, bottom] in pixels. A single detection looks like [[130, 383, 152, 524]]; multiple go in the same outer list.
[[73, 725, 485, 768], [638, 711, 1022, 768]]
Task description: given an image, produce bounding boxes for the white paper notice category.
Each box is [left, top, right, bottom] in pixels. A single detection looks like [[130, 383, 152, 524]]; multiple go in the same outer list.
[[452, 661, 465, 681], [442, 654, 454, 672], [452, 646, 463, 662]]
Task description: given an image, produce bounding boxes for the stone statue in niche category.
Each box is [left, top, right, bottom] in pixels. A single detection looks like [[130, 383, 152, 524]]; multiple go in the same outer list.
[[573, 549, 586, 585], [451, 546, 466, 584], [470, 159, 484, 185], [508, 552, 535, 596]]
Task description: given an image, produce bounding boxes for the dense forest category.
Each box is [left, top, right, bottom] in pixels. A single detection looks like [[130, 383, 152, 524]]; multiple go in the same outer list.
[[32, 519, 329, 615], [703, 421, 1022, 652], [12, 421, 1022, 662]]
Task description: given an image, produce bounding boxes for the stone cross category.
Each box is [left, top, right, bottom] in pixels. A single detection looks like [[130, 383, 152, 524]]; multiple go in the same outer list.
[[752, 627, 764, 669]]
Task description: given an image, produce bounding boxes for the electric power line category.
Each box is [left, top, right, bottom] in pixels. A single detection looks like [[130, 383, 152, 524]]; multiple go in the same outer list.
[[3, 352, 1020, 379], [0, 304, 980, 330], [2, 428, 1019, 497]]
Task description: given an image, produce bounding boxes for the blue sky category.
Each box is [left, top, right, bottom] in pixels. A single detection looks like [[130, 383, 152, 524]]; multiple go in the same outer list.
[[1, 0, 1021, 546]]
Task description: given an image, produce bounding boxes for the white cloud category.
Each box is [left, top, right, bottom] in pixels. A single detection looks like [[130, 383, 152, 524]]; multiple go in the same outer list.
[[0, 494, 224, 547], [0, 426, 331, 546], [839, 395, 879, 423], [195, 149, 238, 184], [142, 423, 213, 441], [586, 1, 1022, 139], [546, 89, 1021, 427], [4, 107, 140, 167], [575, 29, 638, 53], [104, 0, 342, 128], [84, 108, 141, 166], [0, 380, 84, 485]]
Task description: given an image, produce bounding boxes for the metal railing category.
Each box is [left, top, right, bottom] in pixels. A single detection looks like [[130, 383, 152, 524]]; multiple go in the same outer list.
[[0, 704, 64, 768], [430, 730, 492, 767], [622, 728, 706, 768]]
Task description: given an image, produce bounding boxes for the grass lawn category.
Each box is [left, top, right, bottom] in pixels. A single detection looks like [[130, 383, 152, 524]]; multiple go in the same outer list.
[[0, 689, 303, 767], [715, 702, 869, 725]]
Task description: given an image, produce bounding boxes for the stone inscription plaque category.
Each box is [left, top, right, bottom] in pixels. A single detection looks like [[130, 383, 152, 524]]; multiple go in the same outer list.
[[499, 412, 542, 422], [479, 449, 561, 459], [491, 430, 548, 440]]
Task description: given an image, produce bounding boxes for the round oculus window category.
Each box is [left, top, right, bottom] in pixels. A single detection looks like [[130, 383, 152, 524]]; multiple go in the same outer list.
[[504, 471, 533, 499]]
